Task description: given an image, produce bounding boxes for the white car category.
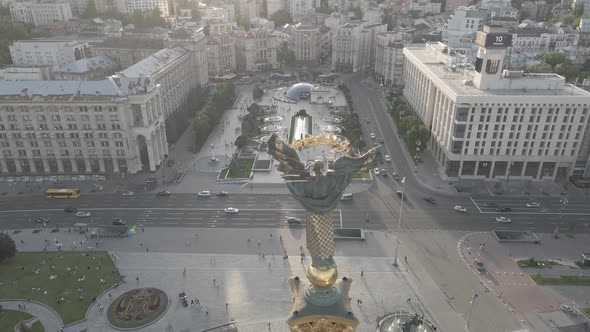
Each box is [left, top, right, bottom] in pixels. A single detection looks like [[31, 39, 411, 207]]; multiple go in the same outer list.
[[454, 205, 467, 213], [384, 155, 391, 162], [496, 216, 512, 223], [121, 191, 135, 196], [224, 207, 239, 215], [198, 191, 211, 197], [373, 167, 380, 175], [75, 211, 91, 217], [525, 202, 540, 208], [370, 133, 376, 139], [560, 304, 576, 313]]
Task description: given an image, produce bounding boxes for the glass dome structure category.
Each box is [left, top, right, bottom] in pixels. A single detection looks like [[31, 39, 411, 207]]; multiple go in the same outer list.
[[285, 82, 314, 100]]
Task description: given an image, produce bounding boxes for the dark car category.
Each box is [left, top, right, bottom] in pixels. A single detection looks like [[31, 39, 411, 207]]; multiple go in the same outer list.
[[423, 196, 437, 204], [112, 218, 126, 225], [475, 259, 485, 272], [157, 190, 171, 196], [496, 207, 512, 212], [379, 138, 385, 144], [64, 206, 78, 213], [396, 191, 406, 200], [35, 217, 49, 223], [483, 203, 498, 208], [216, 191, 229, 197], [287, 217, 304, 225]]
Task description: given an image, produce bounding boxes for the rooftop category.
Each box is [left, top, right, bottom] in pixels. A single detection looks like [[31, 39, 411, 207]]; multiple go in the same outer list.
[[0, 79, 123, 99], [404, 42, 590, 98], [93, 38, 165, 49], [118, 47, 189, 79], [57, 56, 117, 74]]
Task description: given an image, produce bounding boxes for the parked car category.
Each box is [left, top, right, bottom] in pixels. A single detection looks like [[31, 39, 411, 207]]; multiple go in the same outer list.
[[373, 167, 380, 175], [35, 217, 49, 223], [384, 155, 391, 162], [197, 191, 211, 197], [64, 206, 78, 213], [379, 138, 384, 144], [482, 203, 498, 208], [525, 202, 540, 208], [75, 211, 91, 218], [454, 205, 467, 213], [224, 207, 239, 215], [370, 133, 376, 139], [496, 216, 512, 223], [121, 191, 135, 196], [423, 196, 437, 204], [112, 218, 126, 225], [287, 217, 303, 225], [496, 207, 512, 212], [474, 259, 485, 272], [157, 191, 171, 197], [380, 168, 388, 176], [396, 191, 406, 200], [217, 191, 229, 197]]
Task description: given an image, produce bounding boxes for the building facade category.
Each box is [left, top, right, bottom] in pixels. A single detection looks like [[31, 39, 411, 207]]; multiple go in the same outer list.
[[266, 0, 284, 17], [442, 6, 486, 47], [510, 24, 580, 54], [374, 31, 411, 87], [92, 38, 165, 69], [55, 55, 120, 80], [402, 27, 590, 181], [10, 1, 73, 26], [207, 33, 237, 77], [331, 21, 387, 72], [291, 23, 321, 64], [234, 30, 278, 72], [125, 0, 169, 16], [9, 40, 91, 67], [0, 78, 167, 174]]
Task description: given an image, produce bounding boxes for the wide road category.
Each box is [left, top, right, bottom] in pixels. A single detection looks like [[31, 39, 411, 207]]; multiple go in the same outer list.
[[0, 190, 589, 233]]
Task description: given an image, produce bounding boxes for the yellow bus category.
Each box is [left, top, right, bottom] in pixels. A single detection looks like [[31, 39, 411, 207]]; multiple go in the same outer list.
[[45, 189, 81, 199]]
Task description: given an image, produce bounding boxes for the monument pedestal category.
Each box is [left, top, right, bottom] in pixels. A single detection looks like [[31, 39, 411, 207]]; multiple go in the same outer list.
[[287, 276, 359, 332]]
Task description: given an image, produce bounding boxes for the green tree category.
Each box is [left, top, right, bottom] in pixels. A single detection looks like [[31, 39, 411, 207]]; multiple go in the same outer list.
[[270, 9, 292, 27], [253, 85, 263, 100], [277, 42, 296, 65], [203, 24, 210, 36], [575, 3, 584, 16], [353, 5, 362, 19], [541, 53, 567, 69], [0, 232, 16, 263], [82, 0, 98, 18], [236, 14, 250, 30], [555, 62, 578, 81], [234, 135, 248, 149], [521, 62, 551, 73]]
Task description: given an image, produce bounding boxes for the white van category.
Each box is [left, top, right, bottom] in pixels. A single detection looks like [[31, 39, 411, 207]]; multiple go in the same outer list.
[[340, 193, 353, 201]]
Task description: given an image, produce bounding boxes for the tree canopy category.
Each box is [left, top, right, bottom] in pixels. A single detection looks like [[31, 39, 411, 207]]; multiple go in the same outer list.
[[541, 53, 566, 69], [270, 9, 292, 27], [0, 232, 16, 263]]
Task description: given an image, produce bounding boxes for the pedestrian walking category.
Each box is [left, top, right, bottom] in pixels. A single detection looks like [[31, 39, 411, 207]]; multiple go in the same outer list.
[[279, 235, 282, 241], [226, 302, 228, 310], [361, 271, 364, 278], [136, 277, 139, 283], [108, 293, 111, 299], [268, 262, 271, 269], [146, 248, 149, 252], [139, 242, 142, 247], [404, 256, 407, 263], [213, 277, 216, 285], [142, 227, 144, 232]]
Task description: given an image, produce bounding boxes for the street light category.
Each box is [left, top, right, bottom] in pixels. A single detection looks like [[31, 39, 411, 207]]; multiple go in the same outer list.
[[466, 290, 479, 330], [393, 176, 406, 267], [559, 198, 569, 220]]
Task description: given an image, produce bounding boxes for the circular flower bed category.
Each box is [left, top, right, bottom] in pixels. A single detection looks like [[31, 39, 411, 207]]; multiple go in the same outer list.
[[107, 288, 168, 329]]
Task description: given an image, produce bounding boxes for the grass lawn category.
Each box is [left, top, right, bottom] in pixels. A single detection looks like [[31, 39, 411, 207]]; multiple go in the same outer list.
[[353, 171, 370, 179], [227, 159, 254, 179], [531, 275, 590, 286], [0, 252, 122, 325], [517, 259, 560, 268], [583, 308, 590, 317], [218, 168, 229, 179], [0, 310, 35, 332]]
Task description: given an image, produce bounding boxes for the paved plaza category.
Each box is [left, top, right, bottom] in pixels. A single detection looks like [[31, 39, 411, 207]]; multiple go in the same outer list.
[[4, 227, 469, 332]]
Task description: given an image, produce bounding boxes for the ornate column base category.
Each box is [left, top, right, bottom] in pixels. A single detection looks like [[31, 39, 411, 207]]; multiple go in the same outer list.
[[287, 276, 359, 332]]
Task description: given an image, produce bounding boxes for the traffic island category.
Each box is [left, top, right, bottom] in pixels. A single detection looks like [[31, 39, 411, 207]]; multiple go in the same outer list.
[[0, 251, 122, 325], [107, 288, 168, 329]]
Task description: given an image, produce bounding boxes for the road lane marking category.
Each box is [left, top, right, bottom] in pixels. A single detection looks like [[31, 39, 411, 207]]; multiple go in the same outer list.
[[470, 196, 483, 213]]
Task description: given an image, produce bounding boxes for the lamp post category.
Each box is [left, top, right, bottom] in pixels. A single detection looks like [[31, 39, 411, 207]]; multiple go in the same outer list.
[[466, 290, 479, 330], [393, 176, 406, 267], [559, 198, 569, 221]]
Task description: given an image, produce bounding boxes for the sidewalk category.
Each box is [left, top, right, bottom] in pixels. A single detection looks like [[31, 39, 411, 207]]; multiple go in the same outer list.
[[0, 300, 64, 332]]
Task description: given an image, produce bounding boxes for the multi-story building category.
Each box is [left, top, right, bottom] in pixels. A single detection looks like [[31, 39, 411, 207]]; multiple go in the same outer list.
[[480, 0, 511, 9], [207, 33, 237, 77], [520, 1, 552, 22], [489, 7, 519, 28], [402, 26, 590, 181], [0, 66, 53, 80], [0, 77, 166, 174], [92, 38, 165, 69], [250, 17, 275, 31], [331, 21, 387, 72], [266, 0, 284, 17], [510, 23, 580, 54], [442, 6, 486, 47], [287, 0, 313, 18], [234, 30, 277, 72], [374, 31, 411, 87], [9, 40, 91, 67], [9, 1, 72, 27], [579, 18, 590, 47], [55, 55, 119, 80], [291, 23, 321, 64], [409, 0, 442, 14], [125, 0, 169, 17]]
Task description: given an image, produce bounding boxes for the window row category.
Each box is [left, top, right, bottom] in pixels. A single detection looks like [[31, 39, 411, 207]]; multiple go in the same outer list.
[[3, 149, 126, 157]]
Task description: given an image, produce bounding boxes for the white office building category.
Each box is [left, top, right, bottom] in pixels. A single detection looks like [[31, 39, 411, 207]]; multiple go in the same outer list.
[[9, 1, 72, 26], [125, 0, 169, 16], [402, 26, 590, 180], [442, 6, 487, 47], [9, 40, 91, 67], [374, 31, 411, 87]]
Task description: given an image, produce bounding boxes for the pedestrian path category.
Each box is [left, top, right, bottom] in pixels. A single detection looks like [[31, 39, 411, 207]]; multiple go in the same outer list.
[[0, 300, 64, 332]]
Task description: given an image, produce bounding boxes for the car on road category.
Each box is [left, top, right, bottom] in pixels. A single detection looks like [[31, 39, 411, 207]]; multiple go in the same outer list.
[[380, 168, 388, 176], [396, 191, 406, 200], [560, 304, 576, 313], [157, 191, 171, 197], [370, 133, 376, 139], [373, 167, 380, 175], [365, 117, 370, 123], [474, 259, 485, 272], [496, 216, 512, 223], [384, 155, 391, 162], [64, 206, 78, 213], [121, 191, 135, 196], [393, 174, 401, 181], [217, 191, 229, 197], [454, 205, 467, 213], [379, 138, 384, 144], [483, 203, 498, 208], [35, 217, 49, 223], [525, 202, 540, 208], [496, 207, 512, 212], [224, 207, 239, 215], [197, 191, 211, 197], [112, 218, 126, 225], [287, 217, 303, 225], [75, 211, 91, 218], [423, 196, 437, 204]]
